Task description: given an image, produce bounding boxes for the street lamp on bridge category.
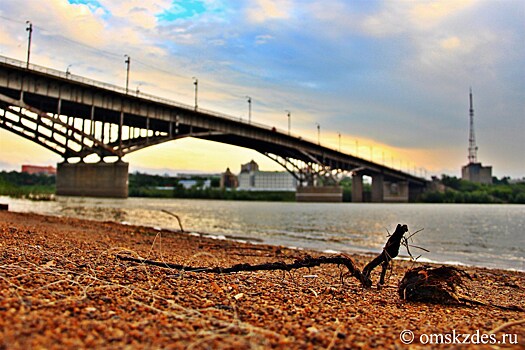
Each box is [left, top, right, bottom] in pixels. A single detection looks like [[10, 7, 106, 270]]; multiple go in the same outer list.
[[124, 55, 131, 94], [246, 96, 252, 123], [315, 123, 320, 145], [26, 21, 32, 69], [285, 110, 291, 135], [193, 77, 198, 111]]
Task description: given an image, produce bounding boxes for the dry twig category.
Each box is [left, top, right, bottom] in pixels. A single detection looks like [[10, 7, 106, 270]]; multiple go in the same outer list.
[[116, 253, 371, 287]]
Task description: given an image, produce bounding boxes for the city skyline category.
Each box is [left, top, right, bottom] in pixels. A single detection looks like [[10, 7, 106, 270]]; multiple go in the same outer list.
[[0, 0, 524, 178]]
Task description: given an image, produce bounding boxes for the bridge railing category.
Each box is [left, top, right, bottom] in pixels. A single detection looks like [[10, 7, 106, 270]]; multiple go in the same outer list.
[[0, 55, 293, 136]]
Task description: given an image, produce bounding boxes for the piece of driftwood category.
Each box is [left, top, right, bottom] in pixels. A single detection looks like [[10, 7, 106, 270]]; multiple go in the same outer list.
[[116, 224, 413, 288], [398, 265, 525, 311], [398, 265, 467, 304], [116, 254, 372, 287], [362, 224, 409, 287]]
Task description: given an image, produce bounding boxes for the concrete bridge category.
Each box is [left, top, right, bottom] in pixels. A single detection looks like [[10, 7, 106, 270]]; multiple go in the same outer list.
[[0, 55, 427, 201]]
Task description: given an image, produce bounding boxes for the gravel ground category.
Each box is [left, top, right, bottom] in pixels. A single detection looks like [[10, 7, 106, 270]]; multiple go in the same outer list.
[[0, 210, 524, 349]]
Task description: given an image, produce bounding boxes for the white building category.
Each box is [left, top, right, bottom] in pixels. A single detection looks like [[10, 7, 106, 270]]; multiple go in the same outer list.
[[237, 161, 297, 191], [178, 179, 211, 189]]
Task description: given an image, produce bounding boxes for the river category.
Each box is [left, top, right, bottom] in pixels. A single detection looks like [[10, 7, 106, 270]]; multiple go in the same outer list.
[[2, 196, 524, 271]]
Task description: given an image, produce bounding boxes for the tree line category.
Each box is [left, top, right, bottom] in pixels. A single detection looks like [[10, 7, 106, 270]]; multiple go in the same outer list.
[[0, 170, 524, 203], [421, 175, 525, 204]]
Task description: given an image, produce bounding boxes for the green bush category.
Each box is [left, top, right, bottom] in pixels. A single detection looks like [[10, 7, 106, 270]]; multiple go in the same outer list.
[[421, 175, 525, 204], [0, 171, 55, 198]]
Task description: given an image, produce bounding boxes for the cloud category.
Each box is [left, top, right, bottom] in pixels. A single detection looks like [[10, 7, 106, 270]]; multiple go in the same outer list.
[[247, 0, 292, 23], [410, 0, 477, 30], [97, 0, 171, 26], [0, 0, 523, 178], [358, 1, 478, 38], [254, 34, 273, 45], [440, 36, 461, 50]]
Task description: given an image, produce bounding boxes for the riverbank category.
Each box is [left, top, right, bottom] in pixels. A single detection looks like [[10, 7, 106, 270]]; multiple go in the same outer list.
[[1, 210, 524, 348], [3, 170, 525, 204]]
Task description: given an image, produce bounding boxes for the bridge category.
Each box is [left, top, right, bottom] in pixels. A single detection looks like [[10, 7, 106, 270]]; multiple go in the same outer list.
[[0, 55, 427, 202]]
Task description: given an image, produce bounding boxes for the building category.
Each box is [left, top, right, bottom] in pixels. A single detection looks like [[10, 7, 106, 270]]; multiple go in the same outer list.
[[237, 160, 297, 191], [178, 179, 211, 190], [21, 165, 56, 175], [462, 163, 492, 185], [461, 89, 492, 184], [220, 168, 238, 189], [241, 160, 259, 173]]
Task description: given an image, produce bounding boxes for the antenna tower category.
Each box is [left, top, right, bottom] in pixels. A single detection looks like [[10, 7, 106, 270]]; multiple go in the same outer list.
[[468, 88, 478, 163]]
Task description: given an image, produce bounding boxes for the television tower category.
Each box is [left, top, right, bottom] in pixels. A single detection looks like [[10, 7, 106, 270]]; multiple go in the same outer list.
[[468, 88, 478, 164]]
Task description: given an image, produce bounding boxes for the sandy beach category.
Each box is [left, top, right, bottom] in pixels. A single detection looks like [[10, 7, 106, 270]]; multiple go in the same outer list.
[[0, 210, 524, 349]]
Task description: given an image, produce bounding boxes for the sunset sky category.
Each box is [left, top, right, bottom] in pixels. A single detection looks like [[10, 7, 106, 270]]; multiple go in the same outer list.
[[0, 0, 523, 178]]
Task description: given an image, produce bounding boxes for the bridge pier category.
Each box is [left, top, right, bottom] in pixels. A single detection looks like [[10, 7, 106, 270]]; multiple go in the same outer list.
[[371, 174, 384, 202], [56, 161, 129, 198], [384, 181, 409, 202], [352, 174, 411, 203], [351, 174, 364, 202]]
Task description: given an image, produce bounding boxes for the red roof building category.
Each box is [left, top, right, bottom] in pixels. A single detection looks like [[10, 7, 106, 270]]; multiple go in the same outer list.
[[21, 165, 57, 176]]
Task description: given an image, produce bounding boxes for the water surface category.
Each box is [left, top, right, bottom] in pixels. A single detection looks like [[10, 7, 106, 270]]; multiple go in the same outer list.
[[2, 196, 524, 271]]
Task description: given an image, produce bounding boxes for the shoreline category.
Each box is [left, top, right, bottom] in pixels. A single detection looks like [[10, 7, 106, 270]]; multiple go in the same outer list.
[[3, 196, 524, 272], [1, 210, 524, 348]]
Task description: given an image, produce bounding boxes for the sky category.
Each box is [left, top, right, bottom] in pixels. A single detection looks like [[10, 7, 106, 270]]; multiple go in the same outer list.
[[0, 0, 523, 178]]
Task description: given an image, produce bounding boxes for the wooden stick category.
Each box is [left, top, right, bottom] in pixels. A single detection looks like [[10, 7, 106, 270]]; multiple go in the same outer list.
[[116, 254, 371, 287], [161, 210, 184, 232]]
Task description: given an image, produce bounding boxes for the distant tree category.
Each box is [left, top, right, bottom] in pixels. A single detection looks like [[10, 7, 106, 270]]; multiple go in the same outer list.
[[492, 176, 510, 185]]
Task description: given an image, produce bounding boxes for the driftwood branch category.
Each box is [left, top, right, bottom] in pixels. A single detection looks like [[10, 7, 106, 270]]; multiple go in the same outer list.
[[116, 222, 525, 311], [362, 224, 409, 287], [116, 254, 372, 287], [116, 223, 414, 289]]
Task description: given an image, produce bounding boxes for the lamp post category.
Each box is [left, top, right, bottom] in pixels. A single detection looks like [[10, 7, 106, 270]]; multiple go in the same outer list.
[[66, 64, 72, 77], [124, 55, 130, 93], [193, 77, 198, 111], [246, 96, 252, 123], [315, 123, 320, 145], [192, 77, 199, 110], [26, 21, 32, 69], [286, 110, 291, 135], [338, 132, 341, 152], [136, 83, 143, 97]]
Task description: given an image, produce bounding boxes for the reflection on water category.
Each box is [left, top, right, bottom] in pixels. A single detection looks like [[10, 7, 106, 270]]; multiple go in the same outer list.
[[60, 206, 128, 222], [2, 196, 524, 271]]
